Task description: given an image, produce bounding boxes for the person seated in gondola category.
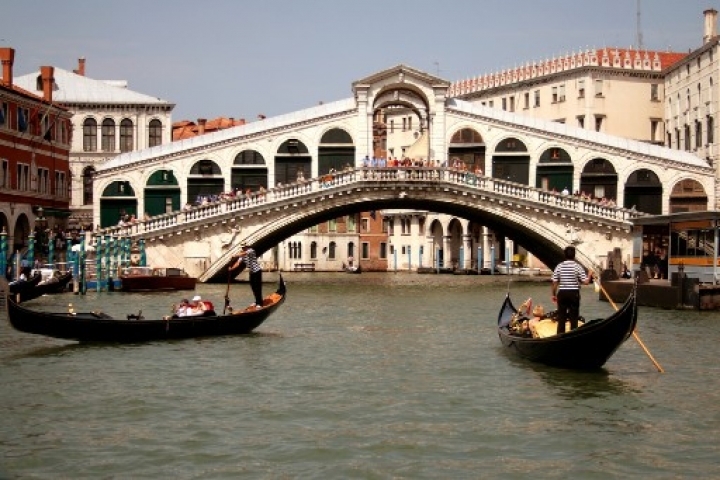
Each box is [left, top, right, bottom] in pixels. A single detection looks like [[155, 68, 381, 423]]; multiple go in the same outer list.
[[528, 304, 545, 338], [184, 295, 216, 317], [509, 297, 533, 336], [174, 299, 190, 318]]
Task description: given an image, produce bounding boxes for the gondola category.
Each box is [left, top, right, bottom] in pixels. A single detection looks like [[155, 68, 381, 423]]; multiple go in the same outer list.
[[2, 275, 287, 343], [8, 271, 42, 295], [497, 282, 638, 369], [17, 271, 73, 303]]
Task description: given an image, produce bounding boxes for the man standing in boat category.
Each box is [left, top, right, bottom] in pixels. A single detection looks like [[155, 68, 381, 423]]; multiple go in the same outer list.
[[230, 243, 263, 309], [551, 246, 593, 335]]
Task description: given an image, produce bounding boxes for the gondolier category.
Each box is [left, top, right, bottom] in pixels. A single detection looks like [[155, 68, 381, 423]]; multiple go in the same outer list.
[[551, 246, 593, 335], [231, 243, 263, 309]]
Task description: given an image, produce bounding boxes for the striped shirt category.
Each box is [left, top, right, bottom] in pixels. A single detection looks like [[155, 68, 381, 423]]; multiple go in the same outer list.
[[552, 260, 588, 290], [242, 248, 262, 273]]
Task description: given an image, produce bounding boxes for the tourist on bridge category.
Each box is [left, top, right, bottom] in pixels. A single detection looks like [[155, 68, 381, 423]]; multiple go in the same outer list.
[[231, 243, 263, 309]]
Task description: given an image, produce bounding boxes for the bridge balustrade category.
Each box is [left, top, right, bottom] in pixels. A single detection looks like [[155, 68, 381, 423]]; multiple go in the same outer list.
[[99, 167, 640, 239]]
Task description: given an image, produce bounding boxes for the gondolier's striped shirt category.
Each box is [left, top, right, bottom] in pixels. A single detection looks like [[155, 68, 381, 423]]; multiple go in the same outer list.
[[243, 248, 262, 273], [552, 260, 588, 290]]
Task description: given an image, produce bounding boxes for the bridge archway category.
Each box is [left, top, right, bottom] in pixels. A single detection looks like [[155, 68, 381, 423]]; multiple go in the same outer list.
[[624, 168, 663, 214], [188, 159, 223, 204], [669, 178, 708, 213], [492, 137, 530, 184], [276, 138, 311, 184], [144, 169, 180, 217], [580, 158, 618, 201], [448, 128, 485, 173], [537, 147, 573, 192], [232, 150, 268, 193], [100, 181, 136, 227], [318, 128, 355, 174]]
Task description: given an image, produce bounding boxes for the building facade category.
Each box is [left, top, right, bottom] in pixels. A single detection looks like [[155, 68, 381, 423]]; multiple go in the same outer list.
[[0, 47, 73, 263], [13, 58, 175, 230]]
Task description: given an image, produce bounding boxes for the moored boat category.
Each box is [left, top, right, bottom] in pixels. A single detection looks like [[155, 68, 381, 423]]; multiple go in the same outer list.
[[8, 271, 42, 295], [2, 275, 286, 343], [119, 266, 197, 292], [17, 270, 73, 303], [496, 282, 638, 369]]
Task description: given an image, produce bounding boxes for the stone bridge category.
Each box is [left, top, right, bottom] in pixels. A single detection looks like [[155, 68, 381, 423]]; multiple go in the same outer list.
[[101, 167, 641, 282]]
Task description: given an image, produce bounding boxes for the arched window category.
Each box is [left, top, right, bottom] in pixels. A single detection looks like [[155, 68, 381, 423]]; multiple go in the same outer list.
[[102, 118, 115, 152], [347, 242, 355, 258], [83, 166, 95, 205], [310, 241, 317, 259], [148, 119, 162, 147], [120, 119, 134, 152], [83, 118, 97, 152], [329, 241, 336, 259]]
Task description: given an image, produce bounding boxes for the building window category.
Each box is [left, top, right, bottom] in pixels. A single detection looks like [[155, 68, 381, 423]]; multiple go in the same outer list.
[[0, 159, 7, 188], [55, 171, 66, 197], [488, 100, 494, 108], [509, 96, 515, 112], [120, 118, 134, 152], [578, 79, 585, 98], [329, 218, 337, 232], [361, 218, 369, 232], [534, 90, 540, 107], [523, 92, 529, 109], [502, 97, 507, 110], [38, 168, 49, 194], [102, 118, 115, 152], [148, 119, 162, 147], [328, 241, 336, 259], [83, 166, 95, 205], [684, 125, 691, 151], [696, 120, 703, 149], [594, 115, 604, 132], [83, 118, 97, 152], [559, 84, 565, 102], [347, 242, 355, 258], [17, 107, 29, 133], [390, 120, 394, 133], [708, 116, 714, 144], [595, 79, 604, 97], [552, 86, 558, 103], [362, 242, 370, 259], [347, 214, 356, 233], [651, 84, 659, 101], [379, 242, 387, 259], [651, 120, 659, 143], [0, 102, 7, 127], [17, 163, 29, 190]]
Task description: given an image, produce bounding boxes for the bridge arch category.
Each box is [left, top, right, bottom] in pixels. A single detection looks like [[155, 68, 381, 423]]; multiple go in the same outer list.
[[447, 127, 486, 172], [188, 159, 224, 204], [669, 178, 708, 213], [232, 149, 268, 193], [536, 146, 573, 192], [623, 168, 663, 213], [318, 127, 356, 174], [143, 169, 180, 217], [491, 136, 530, 184], [275, 137, 312, 184], [99, 180, 137, 227], [580, 158, 618, 201]]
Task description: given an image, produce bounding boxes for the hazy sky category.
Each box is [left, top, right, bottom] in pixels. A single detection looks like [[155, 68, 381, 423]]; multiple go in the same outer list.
[[1, 1, 716, 122]]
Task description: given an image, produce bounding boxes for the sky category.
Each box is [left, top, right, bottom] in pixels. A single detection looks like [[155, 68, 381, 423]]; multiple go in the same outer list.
[[1, 0, 718, 122]]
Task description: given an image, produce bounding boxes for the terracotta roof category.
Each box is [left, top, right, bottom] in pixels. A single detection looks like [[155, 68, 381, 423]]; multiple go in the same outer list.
[[172, 117, 247, 141]]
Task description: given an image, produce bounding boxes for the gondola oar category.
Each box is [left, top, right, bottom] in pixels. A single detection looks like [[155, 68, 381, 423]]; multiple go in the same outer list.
[[594, 273, 665, 373]]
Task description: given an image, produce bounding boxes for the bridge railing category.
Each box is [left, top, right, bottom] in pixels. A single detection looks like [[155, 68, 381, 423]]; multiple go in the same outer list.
[[99, 167, 641, 238]]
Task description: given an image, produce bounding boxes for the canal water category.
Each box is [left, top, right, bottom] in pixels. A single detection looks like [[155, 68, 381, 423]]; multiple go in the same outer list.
[[1, 273, 719, 479]]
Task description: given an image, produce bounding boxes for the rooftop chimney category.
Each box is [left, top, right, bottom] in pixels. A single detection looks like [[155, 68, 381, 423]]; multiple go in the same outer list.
[[704, 9, 718, 44], [40, 66, 54, 103], [0, 47, 15, 87], [73, 57, 86, 76], [197, 118, 207, 135]]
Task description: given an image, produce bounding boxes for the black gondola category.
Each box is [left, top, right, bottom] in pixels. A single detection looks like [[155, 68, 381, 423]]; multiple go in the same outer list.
[[497, 282, 638, 369], [3, 275, 287, 343], [8, 271, 42, 295], [17, 271, 73, 303]]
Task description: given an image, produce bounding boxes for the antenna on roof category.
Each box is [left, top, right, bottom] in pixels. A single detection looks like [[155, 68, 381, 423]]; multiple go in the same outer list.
[[636, 0, 644, 49]]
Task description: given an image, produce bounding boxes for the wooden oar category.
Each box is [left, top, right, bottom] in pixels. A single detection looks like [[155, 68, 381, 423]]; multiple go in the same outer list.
[[222, 264, 232, 315], [594, 274, 665, 373]]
